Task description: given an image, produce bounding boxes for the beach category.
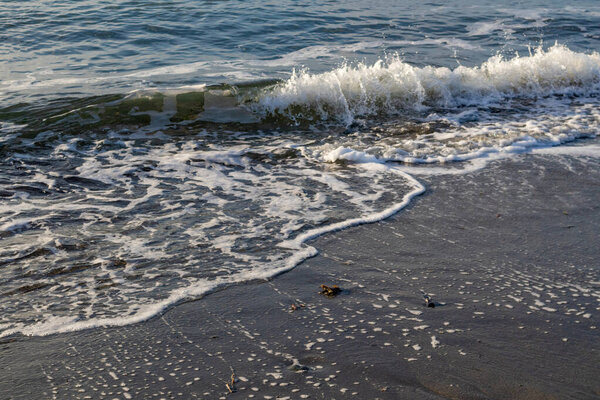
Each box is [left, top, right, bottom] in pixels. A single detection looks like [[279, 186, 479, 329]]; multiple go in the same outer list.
[[1, 2, 600, 398], [2, 144, 598, 400]]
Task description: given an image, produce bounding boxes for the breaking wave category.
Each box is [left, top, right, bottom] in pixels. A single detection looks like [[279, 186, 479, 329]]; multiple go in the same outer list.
[[257, 44, 600, 124], [2, 44, 599, 135]]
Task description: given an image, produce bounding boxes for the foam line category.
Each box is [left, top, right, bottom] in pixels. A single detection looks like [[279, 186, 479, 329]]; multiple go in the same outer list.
[[0, 161, 424, 338], [281, 164, 425, 248]]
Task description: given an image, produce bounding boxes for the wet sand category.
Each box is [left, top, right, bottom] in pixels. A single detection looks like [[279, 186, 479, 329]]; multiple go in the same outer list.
[[1, 147, 599, 400]]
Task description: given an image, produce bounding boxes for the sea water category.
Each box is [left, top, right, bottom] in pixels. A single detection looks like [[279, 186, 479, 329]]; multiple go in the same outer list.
[[0, 0, 599, 337]]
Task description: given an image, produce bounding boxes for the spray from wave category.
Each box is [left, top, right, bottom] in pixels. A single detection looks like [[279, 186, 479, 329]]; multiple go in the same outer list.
[[256, 44, 600, 124], [2, 44, 599, 136]]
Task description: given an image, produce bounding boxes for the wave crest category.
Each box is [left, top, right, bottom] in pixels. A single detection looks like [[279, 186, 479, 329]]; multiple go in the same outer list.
[[257, 44, 600, 124], [2, 44, 599, 135]]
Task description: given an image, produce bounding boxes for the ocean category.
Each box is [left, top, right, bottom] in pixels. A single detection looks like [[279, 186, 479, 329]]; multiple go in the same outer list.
[[1, 0, 599, 338]]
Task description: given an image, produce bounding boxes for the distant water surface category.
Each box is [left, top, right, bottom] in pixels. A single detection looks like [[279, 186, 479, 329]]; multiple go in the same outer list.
[[2, 0, 600, 103]]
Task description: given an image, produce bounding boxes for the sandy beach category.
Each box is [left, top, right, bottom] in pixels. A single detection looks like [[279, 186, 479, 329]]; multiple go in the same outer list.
[[1, 144, 599, 400]]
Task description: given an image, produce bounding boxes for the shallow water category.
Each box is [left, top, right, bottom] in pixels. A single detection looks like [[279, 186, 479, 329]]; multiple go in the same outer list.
[[0, 0, 599, 337]]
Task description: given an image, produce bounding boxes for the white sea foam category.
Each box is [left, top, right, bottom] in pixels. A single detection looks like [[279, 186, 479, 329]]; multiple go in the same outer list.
[[0, 162, 423, 337], [0, 217, 32, 233], [257, 44, 600, 124], [3, 97, 598, 338], [531, 145, 600, 157], [0, 122, 27, 144], [0, 136, 425, 338], [300, 92, 600, 175], [468, 21, 508, 36], [3, 129, 597, 338]]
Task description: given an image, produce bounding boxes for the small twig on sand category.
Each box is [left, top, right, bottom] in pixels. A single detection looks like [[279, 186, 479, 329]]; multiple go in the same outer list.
[[225, 368, 236, 393]]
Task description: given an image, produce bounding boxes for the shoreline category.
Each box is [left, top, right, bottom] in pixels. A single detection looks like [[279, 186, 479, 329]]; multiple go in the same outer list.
[[1, 145, 599, 399], [2, 138, 594, 340]]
